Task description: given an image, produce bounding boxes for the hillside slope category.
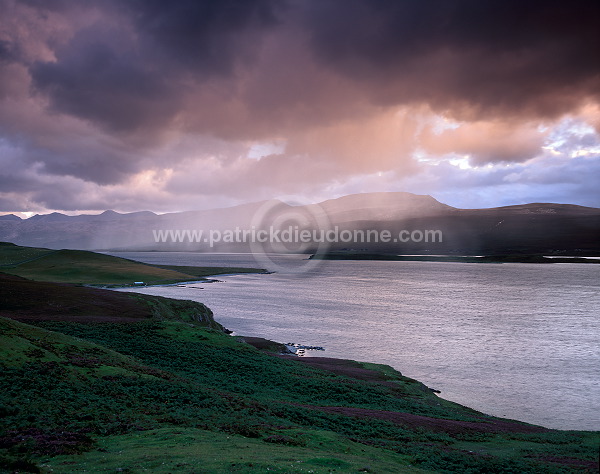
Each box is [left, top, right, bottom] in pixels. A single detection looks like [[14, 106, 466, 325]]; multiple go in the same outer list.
[[0, 275, 597, 472], [0, 272, 220, 327], [0, 242, 265, 285]]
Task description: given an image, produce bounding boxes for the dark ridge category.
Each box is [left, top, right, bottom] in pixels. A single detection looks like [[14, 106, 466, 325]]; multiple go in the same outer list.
[[26, 212, 70, 222], [0, 272, 154, 322], [0, 272, 219, 328], [0, 214, 21, 221]]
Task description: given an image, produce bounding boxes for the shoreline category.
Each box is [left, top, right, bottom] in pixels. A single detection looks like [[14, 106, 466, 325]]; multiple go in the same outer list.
[[311, 252, 600, 264], [90, 269, 271, 289], [111, 260, 599, 432], [111, 283, 568, 432], [3, 272, 598, 471]]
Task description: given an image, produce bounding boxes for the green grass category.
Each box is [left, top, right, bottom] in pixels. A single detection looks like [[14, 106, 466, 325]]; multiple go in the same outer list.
[[0, 317, 170, 379], [0, 243, 265, 285], [2, 249, 198, 285], [28, 320, 470, 419], [0, 242, 56, 266], [453, 433, 600, 465], [1, 250, 598, 473], [43, 427, 427, 473], [2, 315, 597, 473]]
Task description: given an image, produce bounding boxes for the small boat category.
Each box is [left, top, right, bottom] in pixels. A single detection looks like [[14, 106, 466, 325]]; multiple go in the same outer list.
[[296, 348, 306, 356]]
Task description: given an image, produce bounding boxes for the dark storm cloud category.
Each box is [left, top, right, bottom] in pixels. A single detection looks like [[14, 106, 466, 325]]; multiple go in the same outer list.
[[17, 0, 72, 11], [33, 145, 140, 185], [26, 0, 600, 138], [0, 41, 21, 99], [31, 28, 179, 133], [29, 0, 283, 133], [0, 40, 16, 63], [1, 131, 140, 186], [124, 0, 281, 74], [302, 0, 600, 117], [1, 0, 599, 212]]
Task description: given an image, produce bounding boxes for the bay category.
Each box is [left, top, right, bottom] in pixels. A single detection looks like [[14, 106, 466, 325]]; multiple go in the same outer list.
[[113, 252, 600, 431]]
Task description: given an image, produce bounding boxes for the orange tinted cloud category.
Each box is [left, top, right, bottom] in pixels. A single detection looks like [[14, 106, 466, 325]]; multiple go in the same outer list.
[[0, 0, 599, 212]]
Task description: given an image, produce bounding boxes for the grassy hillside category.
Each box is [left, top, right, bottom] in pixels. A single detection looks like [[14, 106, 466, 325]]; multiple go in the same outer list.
[[0, 242, 265, 285], [1, 317, 432, 473], [0, 276, 597, 472], [0, 242, 55, 266], [0, 272, 221, 328]]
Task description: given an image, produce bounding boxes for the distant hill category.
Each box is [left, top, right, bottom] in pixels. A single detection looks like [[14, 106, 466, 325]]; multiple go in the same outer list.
[[318, 192, 455, 223], [26, 212, 72, 222], [0, 214, 21, 221], [0, 242, 265, 285], [0, 193, 599, 255]]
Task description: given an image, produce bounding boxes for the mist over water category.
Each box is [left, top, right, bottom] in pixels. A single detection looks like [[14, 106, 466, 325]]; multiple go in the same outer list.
[[114, 252, 600, 431]]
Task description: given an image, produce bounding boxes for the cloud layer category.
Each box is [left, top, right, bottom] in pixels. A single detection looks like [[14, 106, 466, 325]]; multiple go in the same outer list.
[[1, 0, 599, 214]]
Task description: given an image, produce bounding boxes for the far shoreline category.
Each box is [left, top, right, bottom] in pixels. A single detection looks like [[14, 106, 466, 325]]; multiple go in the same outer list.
[[310, 252, 600, 264]]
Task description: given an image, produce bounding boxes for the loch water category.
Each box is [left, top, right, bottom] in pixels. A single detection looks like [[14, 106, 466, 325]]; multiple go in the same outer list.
[[114, 252, 600, 430]]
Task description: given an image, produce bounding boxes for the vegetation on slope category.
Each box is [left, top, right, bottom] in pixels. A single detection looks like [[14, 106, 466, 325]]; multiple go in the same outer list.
[[0, 247, 598, 472], [1, 315, 597, 473], [0, 242, 265, 285], [0, 243, 55, 266], [0, 273, 219, 329], [0, 276, 598, 472]]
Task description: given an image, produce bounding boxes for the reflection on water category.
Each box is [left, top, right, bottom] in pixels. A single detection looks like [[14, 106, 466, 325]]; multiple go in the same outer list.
[[113, 252, 600, 430]]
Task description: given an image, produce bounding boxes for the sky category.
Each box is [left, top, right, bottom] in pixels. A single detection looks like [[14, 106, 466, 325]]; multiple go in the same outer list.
[[1, 0, 599, 216]]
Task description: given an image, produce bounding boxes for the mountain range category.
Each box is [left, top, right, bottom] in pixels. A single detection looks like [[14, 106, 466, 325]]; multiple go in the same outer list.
[[1, 192, 598, 255]]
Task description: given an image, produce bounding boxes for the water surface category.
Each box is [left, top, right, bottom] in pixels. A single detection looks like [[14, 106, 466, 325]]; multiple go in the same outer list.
[[113, 252, 600, 430]]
